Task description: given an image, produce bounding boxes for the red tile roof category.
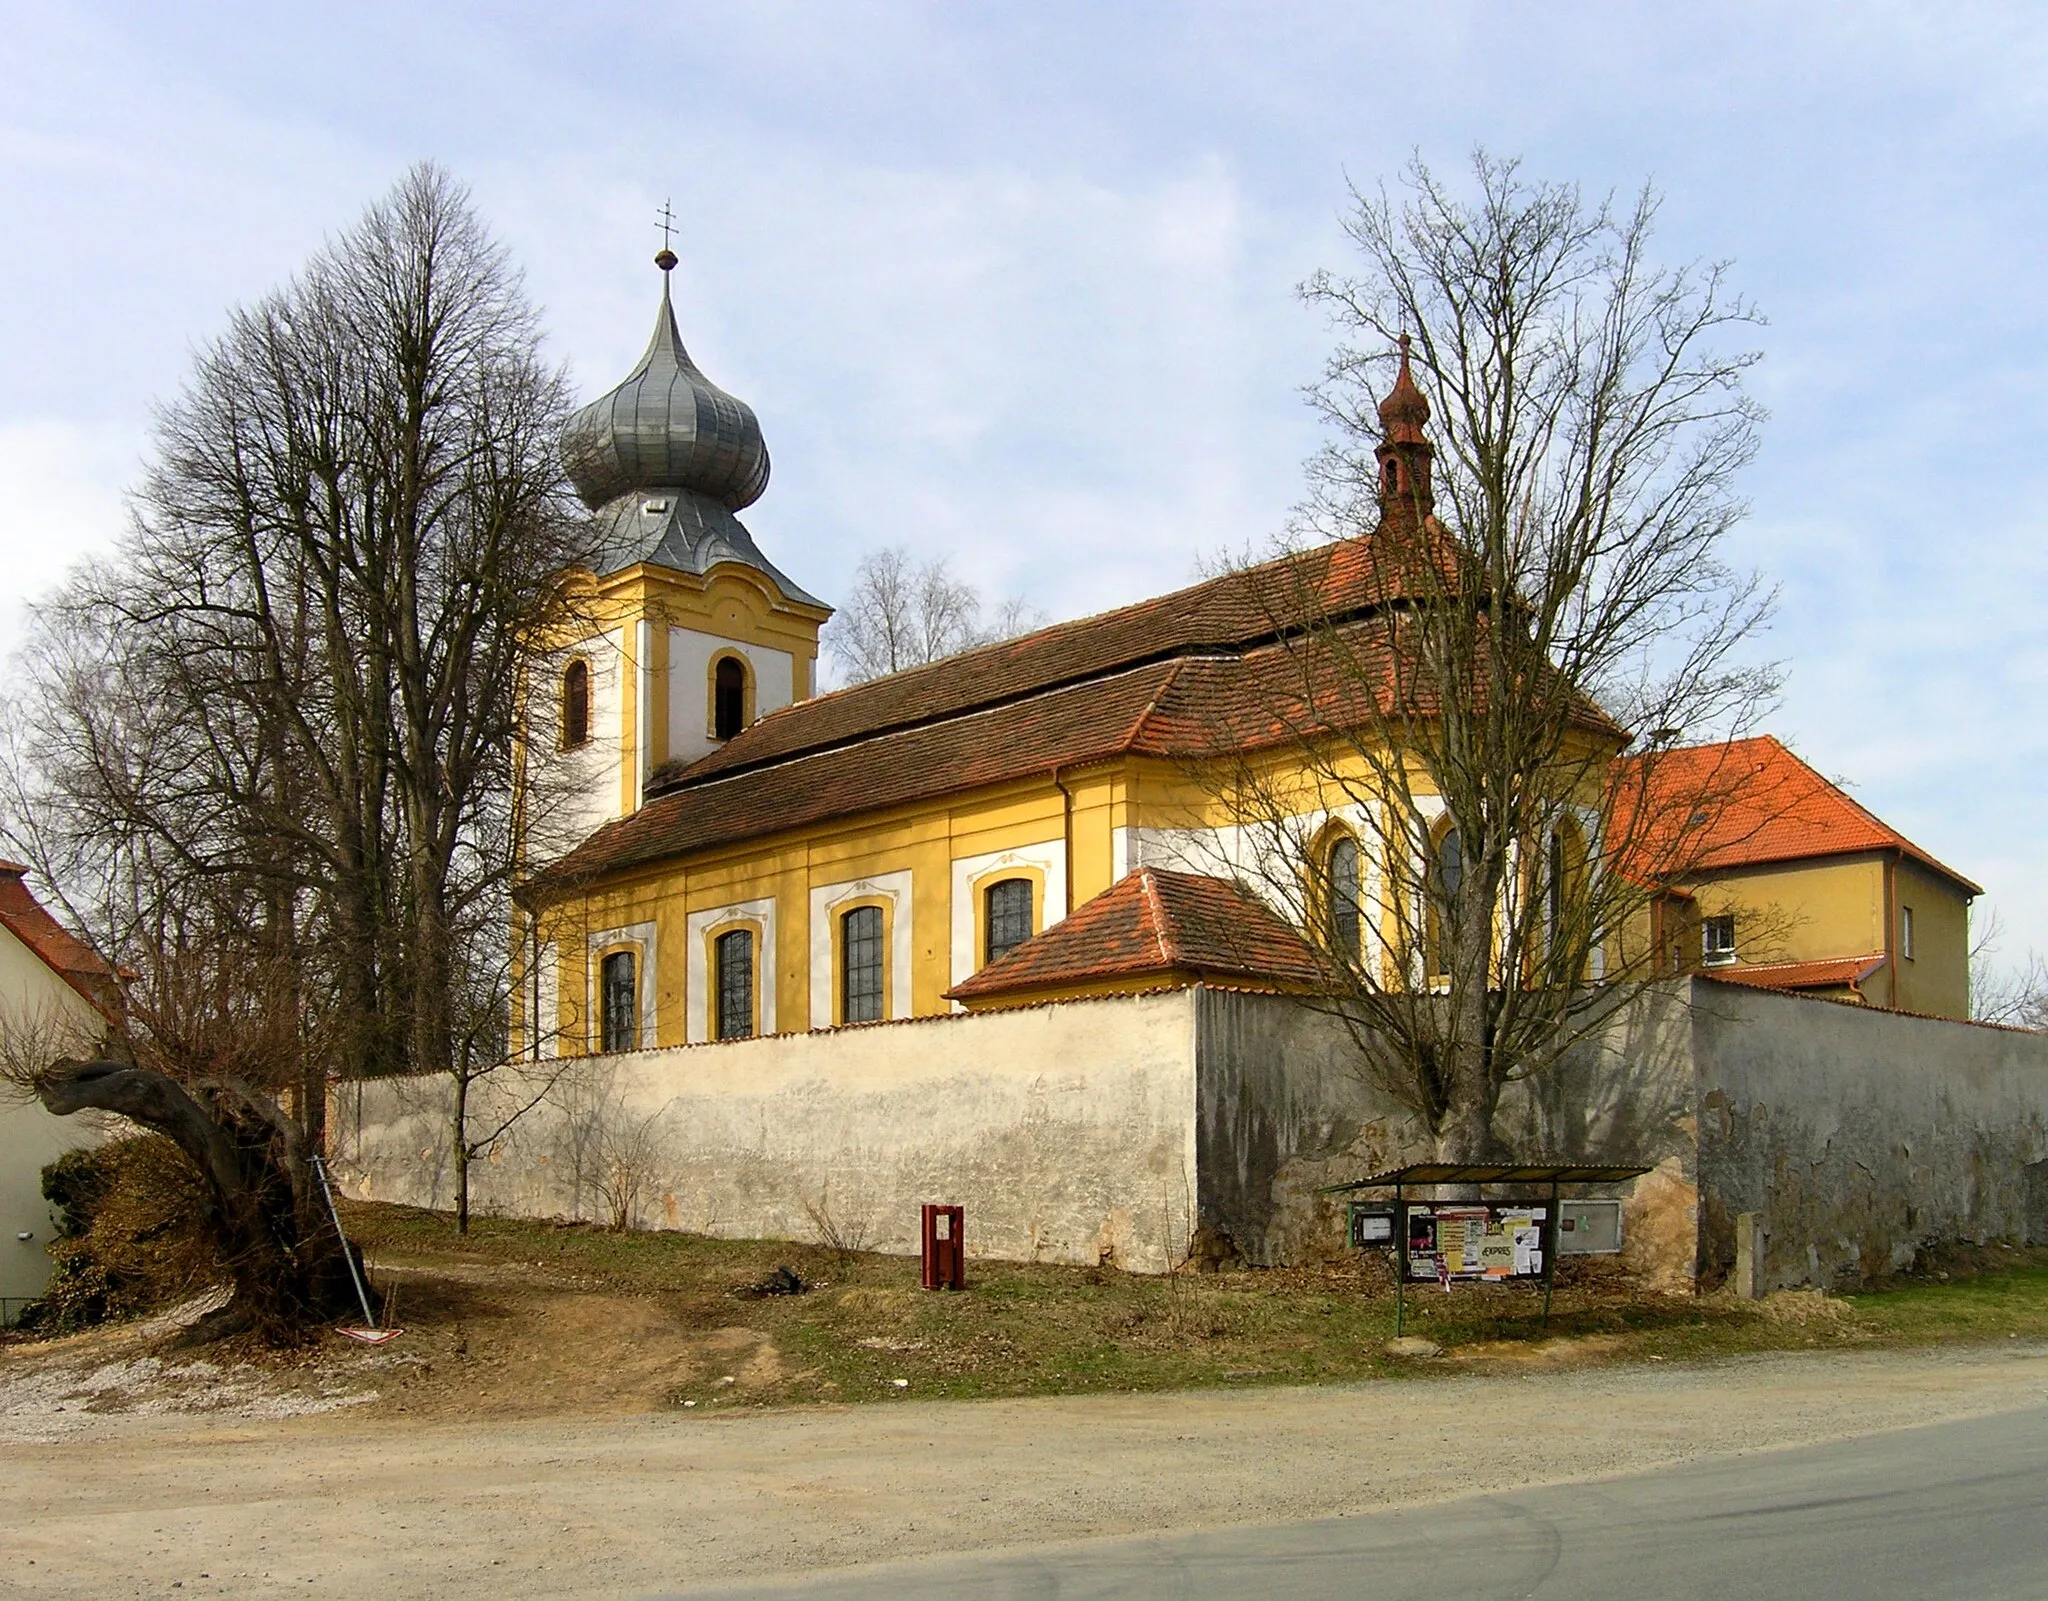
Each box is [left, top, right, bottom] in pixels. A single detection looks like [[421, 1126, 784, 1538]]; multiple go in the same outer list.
[[944, 868, 1325, 1002], [1702, 954, 1889, 996], [1612, 736, 1980, 895], [0, 862, 119, 1018], [651, 532, 1461, 795]]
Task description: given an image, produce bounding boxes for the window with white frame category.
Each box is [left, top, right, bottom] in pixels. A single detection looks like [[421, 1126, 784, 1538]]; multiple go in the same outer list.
[[600, 949, 637, 1052], [1702, 914, 1737, 966], [1900, 904, 1915, 960]]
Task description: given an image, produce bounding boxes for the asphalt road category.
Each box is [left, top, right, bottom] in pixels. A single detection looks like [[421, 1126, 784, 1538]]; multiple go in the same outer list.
[[668, 1403, 2048, 1600]]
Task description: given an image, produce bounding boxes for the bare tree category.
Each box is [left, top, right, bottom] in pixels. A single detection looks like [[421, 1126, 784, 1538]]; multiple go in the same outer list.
[[1169, 153, 1777, 1161], [2, 165, 593, 1169], [1971, 909, 2048, 1029], [823, 546, 1044, 684]]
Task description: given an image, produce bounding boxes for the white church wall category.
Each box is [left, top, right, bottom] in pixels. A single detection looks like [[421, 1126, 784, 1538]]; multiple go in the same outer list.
[[526, 628, 626, 859], [334, 988, 1202, 1273], [667, 626, 794, 768]]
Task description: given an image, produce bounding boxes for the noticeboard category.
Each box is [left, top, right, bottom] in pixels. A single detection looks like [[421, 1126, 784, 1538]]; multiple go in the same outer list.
[[1403, 1203, 1549, 1283], [1348, 1204, 1398, 1248], [1558, 1198, 1622, 1255]]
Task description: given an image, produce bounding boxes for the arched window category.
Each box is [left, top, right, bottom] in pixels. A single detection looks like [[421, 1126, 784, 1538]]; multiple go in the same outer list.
[[1546, 825, 1566, 946], [600, 949, 637, 1053], [715, 928, 755, 1040], [561, 658, 590, 750], [840, 904, 884, 1024], [714, 656, 748, 741], [1327, 834, 1362, 960], [984, 878, 1034, 965]]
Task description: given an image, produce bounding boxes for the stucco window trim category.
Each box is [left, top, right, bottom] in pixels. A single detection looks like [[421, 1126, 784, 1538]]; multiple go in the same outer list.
[[809, 870, 914, 1028], [949, 843, 1067, 1000], [705, 917, 766, 1040], [687, 897, 778, 1042], [973, 864, 1047, 969], [585, 920, 657, 1053]]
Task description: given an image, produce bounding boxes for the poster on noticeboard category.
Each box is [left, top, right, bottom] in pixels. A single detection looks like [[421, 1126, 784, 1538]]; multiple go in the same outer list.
[[1403, 1204, 1548, 1283]]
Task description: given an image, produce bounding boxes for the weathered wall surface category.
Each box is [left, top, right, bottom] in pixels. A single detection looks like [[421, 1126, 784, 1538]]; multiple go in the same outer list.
[[336, 990, 1200, 1272], [1193, 985, 1701, 1286], [1690, 980, 2048, 1291]]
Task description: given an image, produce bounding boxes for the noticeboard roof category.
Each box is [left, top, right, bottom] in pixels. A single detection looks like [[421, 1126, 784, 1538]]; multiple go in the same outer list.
[[1321, 1162, 1654, 1194]]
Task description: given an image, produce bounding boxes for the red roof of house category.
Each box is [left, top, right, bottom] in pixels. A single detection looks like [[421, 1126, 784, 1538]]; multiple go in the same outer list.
[[1613, 736, 1980, 895], [944, 867, 1324, 1003], [0, 861, 119, 1018], [1702, 954, 1889, 996]]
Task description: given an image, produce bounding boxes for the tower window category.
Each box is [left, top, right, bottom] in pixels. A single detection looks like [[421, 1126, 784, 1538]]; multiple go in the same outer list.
[[561, 658, 590, 750], [984, 878, 1034, 965], [841, 905, 884, 1023], [1384, 460, 1399, 494], [715, 927, 755, 1040], [1327, 834, 1362, 959], [714, 656, 748, 741], [600, 949, 637, 1053]]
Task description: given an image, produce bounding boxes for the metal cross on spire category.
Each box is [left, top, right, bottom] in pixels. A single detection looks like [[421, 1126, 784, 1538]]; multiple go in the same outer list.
[[655, 199, 679, 274]]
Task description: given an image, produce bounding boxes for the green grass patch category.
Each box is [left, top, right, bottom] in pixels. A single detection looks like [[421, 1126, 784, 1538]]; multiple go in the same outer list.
[[339, 1203, 2048, 1411]]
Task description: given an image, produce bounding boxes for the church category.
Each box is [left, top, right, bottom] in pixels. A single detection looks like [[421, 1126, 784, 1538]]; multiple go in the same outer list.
[[511, 255, 1979, 1058], [512, 257, 1601, 1057], [342, 253, 2036, 1290]]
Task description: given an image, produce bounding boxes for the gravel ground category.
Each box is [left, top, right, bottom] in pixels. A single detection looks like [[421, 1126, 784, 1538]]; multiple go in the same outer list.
[[9, 1340, 2048, 1599]]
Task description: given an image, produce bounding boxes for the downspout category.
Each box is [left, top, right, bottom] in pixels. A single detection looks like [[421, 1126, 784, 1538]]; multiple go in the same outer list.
[[1052, 765, 1076, 915], [1884, 851, 1899, 1009]]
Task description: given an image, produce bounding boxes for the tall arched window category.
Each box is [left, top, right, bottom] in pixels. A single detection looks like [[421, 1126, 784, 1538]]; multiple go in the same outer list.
[[840, 904, 884, 1024], [984, 878, 1034, 965], [714, 656, 748, 741], [561, 658, 590, 750], [715, 927, 755, 1040], [600, 949, 636, 1053], [1327, 834, 1362, 960]]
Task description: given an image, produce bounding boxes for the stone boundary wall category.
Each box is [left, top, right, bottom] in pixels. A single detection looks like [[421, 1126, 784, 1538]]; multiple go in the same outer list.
[[1690, 980, 2048, 1291], [334, 989, 1201, 1273]]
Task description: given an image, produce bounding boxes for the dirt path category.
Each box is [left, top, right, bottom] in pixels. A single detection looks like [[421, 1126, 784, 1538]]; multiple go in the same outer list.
[[8, 1341, 2048, 1599]]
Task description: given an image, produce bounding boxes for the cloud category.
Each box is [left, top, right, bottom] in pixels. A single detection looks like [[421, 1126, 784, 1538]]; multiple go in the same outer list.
[[0, 421, 131, 658]]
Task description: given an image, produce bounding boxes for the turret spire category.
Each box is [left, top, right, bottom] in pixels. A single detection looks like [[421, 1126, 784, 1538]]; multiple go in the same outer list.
[[1375, 333, 1435, 526]]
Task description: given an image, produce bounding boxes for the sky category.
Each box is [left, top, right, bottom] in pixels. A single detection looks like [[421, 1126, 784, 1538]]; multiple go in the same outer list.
[[3, 1, 2046, 963]]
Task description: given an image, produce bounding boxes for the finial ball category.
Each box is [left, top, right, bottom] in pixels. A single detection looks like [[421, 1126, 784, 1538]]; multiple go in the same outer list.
[[655, 248, 679, 273]]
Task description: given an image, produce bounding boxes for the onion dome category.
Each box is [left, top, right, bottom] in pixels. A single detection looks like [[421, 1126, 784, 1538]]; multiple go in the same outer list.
[[1378, 332, 1430, 444], [562, 277, 771, 514], [559, 257, 823, 610]]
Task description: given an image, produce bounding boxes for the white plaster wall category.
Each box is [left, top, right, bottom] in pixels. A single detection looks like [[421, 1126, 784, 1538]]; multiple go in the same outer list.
[[0, 925, 107, 1303], [527, 629, 626, 858], [949, 840, 1067, 997], [336, 989, 1203, 1273], [809, 870, 914, 1029], [668, 628, 795, 768], [686, 897, 778, 1042]]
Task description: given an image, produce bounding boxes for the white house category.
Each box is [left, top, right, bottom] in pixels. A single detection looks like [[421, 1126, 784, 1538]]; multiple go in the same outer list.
[[0, 861, 116, 1311]]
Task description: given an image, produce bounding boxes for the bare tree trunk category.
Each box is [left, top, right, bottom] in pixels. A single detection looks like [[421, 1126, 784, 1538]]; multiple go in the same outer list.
[[38, 1059, 367, 1343]]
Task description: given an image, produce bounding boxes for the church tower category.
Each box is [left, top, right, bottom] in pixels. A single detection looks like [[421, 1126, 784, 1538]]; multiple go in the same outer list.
[[540, 249, 830, 842]]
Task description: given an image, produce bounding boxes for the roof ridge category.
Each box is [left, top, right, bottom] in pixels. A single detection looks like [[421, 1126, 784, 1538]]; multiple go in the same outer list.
[[1137, 867, 1178, 968]]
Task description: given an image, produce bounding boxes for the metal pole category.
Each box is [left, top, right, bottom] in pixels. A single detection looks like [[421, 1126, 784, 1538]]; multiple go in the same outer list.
[[311, 1154, 378, 1330], [1542, 1177, 1559, 1329], [1394, 1180, 1405, 1338]]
